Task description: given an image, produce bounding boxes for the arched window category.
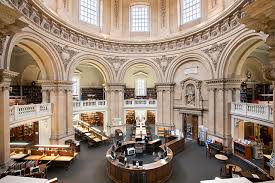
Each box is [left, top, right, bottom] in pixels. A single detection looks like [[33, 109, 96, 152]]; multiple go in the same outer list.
[[130, 5, 150, 32], [80, 0, 100, 25], [181, 0, 201, 24]]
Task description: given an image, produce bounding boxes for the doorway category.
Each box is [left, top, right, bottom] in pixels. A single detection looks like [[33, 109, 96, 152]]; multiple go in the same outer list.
[[183, 114, 198, 141]]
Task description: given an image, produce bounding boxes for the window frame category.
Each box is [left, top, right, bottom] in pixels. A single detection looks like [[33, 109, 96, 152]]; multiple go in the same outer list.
[[72, 77, 80, 97], [79, 0, 101, 26], [135, 78, 147, 97], [129, 4, 151, 33], [180, 0, 201, 25]]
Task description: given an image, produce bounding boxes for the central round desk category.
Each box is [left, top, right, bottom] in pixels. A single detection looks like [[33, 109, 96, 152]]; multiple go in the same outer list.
[[106, 141, 173, 183]]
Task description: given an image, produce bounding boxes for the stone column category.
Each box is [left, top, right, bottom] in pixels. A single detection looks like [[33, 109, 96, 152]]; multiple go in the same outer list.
[[0, 70, 18, 169], [38, 80, 74, 144], [155, 83, 175, 131], [104, 83, 125, 135]]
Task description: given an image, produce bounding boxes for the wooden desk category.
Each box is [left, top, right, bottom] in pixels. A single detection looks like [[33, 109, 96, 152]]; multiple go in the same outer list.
[[240, 171, 269, 181], [106, 141, 173, 183], [160, 136, 185, 156], [40, 155, 58, 161], [24, 155, 43, 161], [10, 153, 28, 160], [0, 175, 48, 183]]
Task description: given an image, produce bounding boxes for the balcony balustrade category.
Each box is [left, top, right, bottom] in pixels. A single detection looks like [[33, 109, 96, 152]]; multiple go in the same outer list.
[[124, 99, 157, 108], [231, 102, 273, 123], [9, 103, 52, 126]]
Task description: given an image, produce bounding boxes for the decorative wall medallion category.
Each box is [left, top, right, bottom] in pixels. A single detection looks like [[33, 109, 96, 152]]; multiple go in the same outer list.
[[203, 41, 229, 70], [52, 43, 79, 69], [104, 56, 128, 75], [154, 55, 176, 72]]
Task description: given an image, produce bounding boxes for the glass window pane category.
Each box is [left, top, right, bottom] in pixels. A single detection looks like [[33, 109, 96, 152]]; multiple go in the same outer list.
[[130, 5, 150, 32], [181, 0, 201, 24], [80, 0, 99, 25]]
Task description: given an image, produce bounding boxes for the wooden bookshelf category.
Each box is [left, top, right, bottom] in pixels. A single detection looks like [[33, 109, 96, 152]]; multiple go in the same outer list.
[[10, 122, 39, 145], [80, 112, 104, 127], [81, 87, 104, 100], [234, 141, 252, 159], [126, 110, 135, 124], [147, 110, 155, 124]]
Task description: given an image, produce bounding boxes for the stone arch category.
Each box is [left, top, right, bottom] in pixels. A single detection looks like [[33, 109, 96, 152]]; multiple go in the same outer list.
[[3, 31, 64, 80], [218, 31, 267, 79], [67, 54, 114, 83], [166, 52, 214, 82], [118, 58, 163, 83]]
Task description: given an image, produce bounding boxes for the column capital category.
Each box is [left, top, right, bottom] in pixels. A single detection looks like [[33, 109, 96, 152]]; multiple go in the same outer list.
[[206, 78, 243, 91], [37, 80, 73, 92], [104, 83, 125, 92], [0, 69, 18, 90], [155, 82, 175, 92]]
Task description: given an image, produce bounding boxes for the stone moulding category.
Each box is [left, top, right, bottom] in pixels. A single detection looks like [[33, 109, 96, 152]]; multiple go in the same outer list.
[[5, 0, 251, 54]]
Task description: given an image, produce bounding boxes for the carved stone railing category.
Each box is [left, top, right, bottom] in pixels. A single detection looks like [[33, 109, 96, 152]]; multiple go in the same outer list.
[[72, 100, 107, 114], [10, 103, 52, 126], [231, 102, 273, 122], [5, 0, 251, 54], [124, 99, 157, 108]]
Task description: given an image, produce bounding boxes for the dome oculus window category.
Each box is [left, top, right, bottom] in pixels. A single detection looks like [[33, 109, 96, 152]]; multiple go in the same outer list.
[[181, 0, 201, 24], [130, 5, 150, 32], [80, 0, 100, 25]]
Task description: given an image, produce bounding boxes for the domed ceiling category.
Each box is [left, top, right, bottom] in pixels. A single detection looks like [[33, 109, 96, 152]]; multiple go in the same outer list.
[[39, 0, 238, 42]]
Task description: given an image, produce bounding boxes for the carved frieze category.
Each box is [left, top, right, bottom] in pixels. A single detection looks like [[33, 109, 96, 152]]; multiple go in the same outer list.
[[203, 41, 229, 70], [104, 56, 128, 75], [51, 43, 79, 69], [153, 55, 176, 73]]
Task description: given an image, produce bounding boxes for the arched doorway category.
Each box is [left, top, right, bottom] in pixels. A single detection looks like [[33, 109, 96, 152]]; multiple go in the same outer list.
[[72, 60, 107, 132]]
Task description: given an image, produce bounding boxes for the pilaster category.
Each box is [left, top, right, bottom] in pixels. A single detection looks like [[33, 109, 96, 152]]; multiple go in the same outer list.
[[37, 80, 74, 144], [104, 83, 125, 135], [0, 69, 18, 169], [155, 83, 175, 130], [206, 78, 242, 147]]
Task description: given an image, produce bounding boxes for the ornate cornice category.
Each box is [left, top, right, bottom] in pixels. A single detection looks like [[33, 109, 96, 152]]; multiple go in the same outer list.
[[203, 41, 229, 70], [0, 4, 28, 54], [153, 55, 176, 73], [51, 43, 79, 69], [5, 0, 249, 54]]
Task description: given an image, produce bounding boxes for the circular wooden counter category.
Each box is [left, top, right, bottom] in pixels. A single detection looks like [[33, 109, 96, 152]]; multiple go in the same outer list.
[[106, 141, 173, 183]]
